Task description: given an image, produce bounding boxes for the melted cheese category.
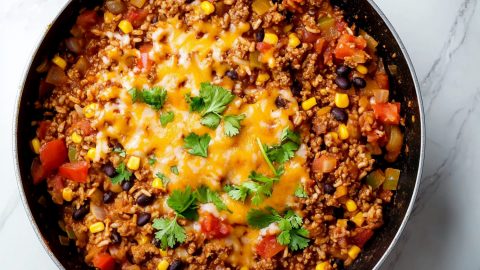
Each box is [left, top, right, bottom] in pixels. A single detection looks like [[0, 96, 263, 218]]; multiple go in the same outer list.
[[92, 18, 311, 268]]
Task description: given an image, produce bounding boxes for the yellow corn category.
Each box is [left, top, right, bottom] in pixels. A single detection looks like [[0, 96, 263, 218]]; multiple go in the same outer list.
[[240, 267, 249, 270], [317, 106, 331, 116], [71, 132, 82, 144], [335, 185, 348, 198], [31, 138, 41, 154], [351, 212, 364, 227], [52, 55, 67, 69], [137, 234, 149, 245], [338, 124, 349, 140], [335, 93, 350, 108], [336, 219, 347, 228], [62, 188, 73, 202], [283, 24, 293, 33], [104, 11, 114, 24], [157, 260, 169, 270], [346, 199, 358, 212], [87, 148, 96, 160], [152, 178, 164, 190], [127, 156, 141, 170], [263, 33, 279, 45], [118, 20, 133, 34], [159, 249, 168, 257], [200, 1, 215, 15], [83, 103, 98, 118], [327, 131, 339, 141], [89, 222, 105, 233], [256, 73, 270, 84], [316, 262, 328, 270], [302, 97, 317, 110], [252, 0, 272, 15], [348, 245, 361, 259], [110, 184, 123, 193], [288, 33, 301, 48], [268, 57, 276, 68], [356, 65, 368, 75], [130, 0, 147, 8], [238, 22, 251, 32]]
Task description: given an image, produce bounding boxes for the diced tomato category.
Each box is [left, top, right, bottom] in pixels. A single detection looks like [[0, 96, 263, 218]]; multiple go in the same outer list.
[[256, 42, 273, 53], [31, 158, 47, 185], [126, 8, 148, 27], [93, 253, 116, 270], [200, 213, 231, 239], [256, 235, 285, 259], [76, 10, 98, 30], [137, 43, 153, 70], [39, 139, 67, 173], [335, 20, 348, 32], [334, 34, 367, 60], [314, 38, 326, 54], [375, 72, 390, 90], [59, 161, 89, 183], [50, 174, 65, 192], [372, 102, 401, 125], [72, 119, 95, 136], [299, 28, 322, 43], [36, 121, 51, 140], [350, 228, 374, 248]]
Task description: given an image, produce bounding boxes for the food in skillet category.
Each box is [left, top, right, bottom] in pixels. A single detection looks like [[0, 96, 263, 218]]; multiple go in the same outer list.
[[30, 0, 404, 269]]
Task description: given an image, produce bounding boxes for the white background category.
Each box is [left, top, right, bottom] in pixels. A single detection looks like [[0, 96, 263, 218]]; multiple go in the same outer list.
[[1, 0, 479, 269]]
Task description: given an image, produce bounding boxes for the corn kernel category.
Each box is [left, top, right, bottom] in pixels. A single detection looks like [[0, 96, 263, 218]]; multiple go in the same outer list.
[[346, 199, 358, 212], [52, 55, 67, 70], [110, 184, 123, 193], [351, 212, 364, 227], [71, 132, 82, 144], [263, 33, 279, 45], [83, 103, 98, 118], [336, 219, 347, 228], [62, 188, 73, 202], [338, 124, 349, 140], [335, 93, 350, 108], [335, 185, 348, 198], [288, 33, 301, 48], [256, 73, 270, 84], [130, 0, 147, 8], [348, 245, 361, 259], [31, 137, 41, 154], [104, 11, 114, 24], [317, 106, 331, 116], [200, 1, 215, 15], [316, 262, 328, 270], [240, 267, 249, 270], [356, 65, 368, 75], [152, 178, 164, 190], [87, 148, 96, 160], [118, 20, 133, 34], [327, 131, 339, 141], [127, 156, 141, 170], [157, 260, 169, 270], [238, 22, 250, 32], [137, 235, 149, 245], [268, 57, 276, 68], [89, 222, 105, 234], [302, 97, 317, 110], [159, 249, 168, 257], [283, 24, 293, 33]]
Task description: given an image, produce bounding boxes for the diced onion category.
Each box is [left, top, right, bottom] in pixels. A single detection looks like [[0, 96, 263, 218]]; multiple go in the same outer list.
[[65, 37, 84, 54], [45, 65, 68, 86], [91, 204, 107, 220], [373, 89, 389, 103]]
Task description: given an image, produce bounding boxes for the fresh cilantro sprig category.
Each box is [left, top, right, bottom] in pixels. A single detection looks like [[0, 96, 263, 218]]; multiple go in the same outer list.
[[184, 132, 211, 157], [194, 186, 230, 212], [170, 165, 179, 175], [294, 185, 308, 198], [129, 87, 167, 110], [247, 208, 310, 251], [148, 155, 157, 165], [257, 129, 300, 175], [113, 147, 126, 158], [224, 114, 246, 137], [167, 187, 198, 220], [225, 171, 281, 205], [152, 216, 186, 249], [110, 163, 132, 184], [160, 111, 174, 126]]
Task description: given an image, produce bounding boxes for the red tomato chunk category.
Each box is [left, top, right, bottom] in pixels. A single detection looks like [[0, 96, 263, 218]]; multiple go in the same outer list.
[[93, 253, 116, 270], [59, 161, 89, 183], [200, 213, 231, 239], [256, 235, 285, 259], [372, 102, 401, 125], [39, 139, 68, 173]]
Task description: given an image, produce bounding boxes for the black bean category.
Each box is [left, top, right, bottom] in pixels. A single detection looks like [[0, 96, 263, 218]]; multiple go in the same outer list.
[[121, 180, 133, 191], [335, 76, 351, 90], [332, 207, 344, 219], [72, 204, 89, 221], [136, 194, 154, 207], [168, 260, 184, 270], [291, 80, 302, 97], [102, 163, 116, 177], [331, 107, 348, 122], [352, 77, 367, 88], [137, 212, 151, 226], [275, 96, 288, 108], [347, 220, 356, 230], [333, 258, 345, 270], [272, 0, 282, 3], [225, 70, 238, 80], [103, 191, 115, 204], [110, 229, 121, 244], [324, 184, 335, 195], [336, 65, 351, 77], [152, 238, 162, 248], [255, 28, 265, 42]]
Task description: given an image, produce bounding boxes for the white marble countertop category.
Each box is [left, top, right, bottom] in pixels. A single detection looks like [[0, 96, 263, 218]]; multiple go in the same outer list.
[[0, 0, 479, 269]]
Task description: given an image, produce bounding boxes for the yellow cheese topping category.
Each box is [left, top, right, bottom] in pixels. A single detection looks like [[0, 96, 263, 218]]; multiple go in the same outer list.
[[91, 18, 311, 268]]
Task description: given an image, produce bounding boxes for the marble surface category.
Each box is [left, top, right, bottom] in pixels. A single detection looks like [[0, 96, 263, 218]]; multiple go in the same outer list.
[[0, 0, 479, 269]]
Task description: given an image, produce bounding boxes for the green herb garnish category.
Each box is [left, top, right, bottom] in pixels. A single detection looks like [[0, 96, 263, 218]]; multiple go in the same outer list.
[[129, 87, 167, 110], [170, 165, 179, 175], [110, 163, 132, 184], [160, 111, 175, 126], [113, 147, 126, 158], [225, 171, 281, 205], [152, 217, 186, 249], [265, 129, 301, 163], [148, 155, 157, 165], [294, 185, 308, 198], [194, 186, 229, 212], [224, 114, 246, 137], [156, 173, 170, 186], [167, 187, 198, 220], [183, 132, 211, 158]]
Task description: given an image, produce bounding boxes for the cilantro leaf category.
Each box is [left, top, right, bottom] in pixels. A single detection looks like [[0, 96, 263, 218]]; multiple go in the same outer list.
[[170, 165, 179, 175], [265, 129, 300, 164], [167, 187, 198, 220], [184, 133, 211, 158], [199, 82, 235, 116], [185, 94, 205, 112], [152, 217, 186, 249], [110, 163, 132, 184], [194, 186, 229, 212], [226, 171, 280, 205], [246, 208, 281, 229], [148, 156, 157, 165], [249, 171, 280, 183], [113, 147, 126, 158], [224, 185, 249, 202], [288, 228, 310, 251], [156, 173, 170, 186], [129, 87, 167, 110], [281, 128, 301, 145], [224, 114, 245, 137], [294, 185, 308, 198], [200, 113, 222, 129], [160, 111, 174, 127]]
